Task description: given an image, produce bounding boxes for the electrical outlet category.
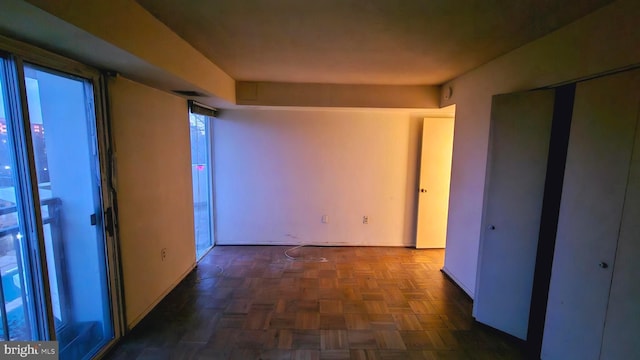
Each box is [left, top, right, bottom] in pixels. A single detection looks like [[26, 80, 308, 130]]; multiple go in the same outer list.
[[322, 215, 329, 224], [161, 248, 167, 261], [362, 216, 369, 224]]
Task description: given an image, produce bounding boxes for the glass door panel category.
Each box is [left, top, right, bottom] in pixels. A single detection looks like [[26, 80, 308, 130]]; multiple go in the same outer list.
[[0, 58, 37, 341], [23, 65, 113, 359], [189, 113, 214, 259]]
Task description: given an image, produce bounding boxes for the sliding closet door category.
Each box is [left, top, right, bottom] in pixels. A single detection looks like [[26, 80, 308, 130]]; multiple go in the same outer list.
[[600, 83, 640, 357], [542, 69, 640, 359], [600, 83, 640, 358], [473, 89, 554, 339]]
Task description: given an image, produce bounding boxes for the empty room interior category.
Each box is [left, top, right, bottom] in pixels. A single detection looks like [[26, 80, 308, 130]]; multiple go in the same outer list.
[[0, 0, 638, 359]]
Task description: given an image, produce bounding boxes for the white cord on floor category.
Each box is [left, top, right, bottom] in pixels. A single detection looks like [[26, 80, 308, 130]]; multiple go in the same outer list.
[[284, 244, 328, 262], [194, 264, 225, 282], [215, 264, 225, 276]]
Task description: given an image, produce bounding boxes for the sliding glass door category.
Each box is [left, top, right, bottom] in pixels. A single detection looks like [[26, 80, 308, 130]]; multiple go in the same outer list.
[[189, 111, 215, 259], [23, 65, 114, 358], [0, 57, 38, 341], [0, 39, 120, 360]]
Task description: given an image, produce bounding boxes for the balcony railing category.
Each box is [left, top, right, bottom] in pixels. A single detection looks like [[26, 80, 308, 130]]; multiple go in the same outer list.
[[0, 197, 61, 340]]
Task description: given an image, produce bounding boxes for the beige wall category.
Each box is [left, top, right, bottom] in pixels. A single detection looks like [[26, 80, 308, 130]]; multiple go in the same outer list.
[[23, 0, 235, 106], [214, 107, 452, 247], [109, 77, 196, 327], [440, 0, 640, 296]]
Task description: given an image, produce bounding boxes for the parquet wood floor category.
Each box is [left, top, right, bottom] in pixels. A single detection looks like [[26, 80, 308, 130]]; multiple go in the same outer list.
[[106, 246, 525, 359]]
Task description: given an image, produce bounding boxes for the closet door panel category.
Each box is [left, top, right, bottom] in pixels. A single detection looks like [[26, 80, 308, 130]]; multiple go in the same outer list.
[[600, 74, 640, 359], [542, 69, 640, 359], [474, 89, 554, 339]]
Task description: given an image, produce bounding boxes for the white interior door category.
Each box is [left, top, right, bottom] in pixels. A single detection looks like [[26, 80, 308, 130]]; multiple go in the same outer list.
[[600, 83, 640, 358], [473, 89, 554, 340], [542, 69, 640, 359], [415, 117, 454, 249]]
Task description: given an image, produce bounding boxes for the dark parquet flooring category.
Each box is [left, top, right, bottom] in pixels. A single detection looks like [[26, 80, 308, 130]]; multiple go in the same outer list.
[[105, 246, 525, 359]]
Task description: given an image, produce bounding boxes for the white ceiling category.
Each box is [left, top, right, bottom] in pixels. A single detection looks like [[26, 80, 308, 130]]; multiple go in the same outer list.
[[136, 0, 613, 86]]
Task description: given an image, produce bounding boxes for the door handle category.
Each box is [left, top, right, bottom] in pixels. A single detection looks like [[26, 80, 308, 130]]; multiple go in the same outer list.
[[599, 262, 609, 269], [105, 207, 114, 237], [420, 188, 427, 193], [488, 225, 496, 230]]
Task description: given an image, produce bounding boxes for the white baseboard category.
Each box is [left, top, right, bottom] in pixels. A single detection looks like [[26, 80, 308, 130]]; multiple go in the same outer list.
[[216, 240, 413, 247]]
